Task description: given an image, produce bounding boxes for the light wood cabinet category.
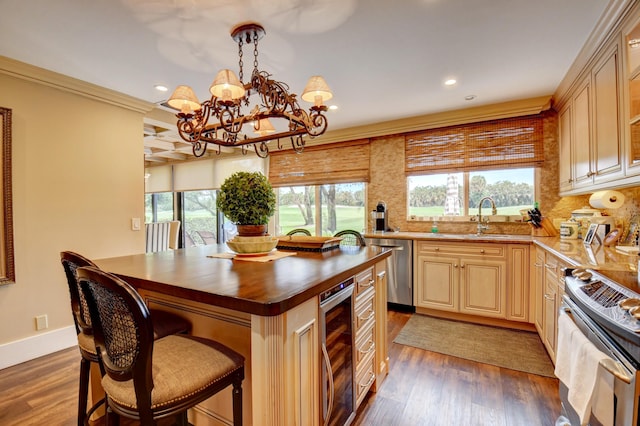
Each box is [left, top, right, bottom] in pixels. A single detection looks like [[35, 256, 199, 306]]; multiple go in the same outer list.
[[414, 242, 531, 322], [558, 102, 574, 192], [459, 257, 506, 318], [372, 262, 388, 392], [535, 248, 570, 363], [353, 263, 389, 409], [533, 247, 545, 334], [624, 13, 640, 176], [592, 43, 623, 183], [507, 244, 530, 322], [353, 266, 376, 408], [557, 40, 624, 194]]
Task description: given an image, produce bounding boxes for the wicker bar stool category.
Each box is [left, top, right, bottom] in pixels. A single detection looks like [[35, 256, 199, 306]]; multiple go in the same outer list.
[[286, 228, 311, 236], [77, 266, 244, 426], [60, 251, 191, 425], [334, 229, 366, 247]]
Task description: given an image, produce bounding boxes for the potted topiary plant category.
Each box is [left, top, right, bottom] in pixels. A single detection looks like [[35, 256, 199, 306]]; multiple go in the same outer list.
[[216, 171, 276, 236]]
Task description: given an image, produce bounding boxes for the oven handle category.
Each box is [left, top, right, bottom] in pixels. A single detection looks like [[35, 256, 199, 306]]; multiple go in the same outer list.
[[561, 305, 632, 384]]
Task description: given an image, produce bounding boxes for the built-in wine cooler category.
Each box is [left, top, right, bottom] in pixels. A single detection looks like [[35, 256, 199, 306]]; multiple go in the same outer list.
[[320, 277, 356, 426]]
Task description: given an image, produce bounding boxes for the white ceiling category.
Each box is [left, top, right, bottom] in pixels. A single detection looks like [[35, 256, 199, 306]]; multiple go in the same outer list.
[[0, 0, 613, 158]]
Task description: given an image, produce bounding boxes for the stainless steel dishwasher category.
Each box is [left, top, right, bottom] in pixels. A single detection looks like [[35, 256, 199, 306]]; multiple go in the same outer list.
[[365, 237, 413, 309]]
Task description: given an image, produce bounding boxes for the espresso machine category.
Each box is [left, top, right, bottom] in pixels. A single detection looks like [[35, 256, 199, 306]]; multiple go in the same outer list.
[[372, 201, 389, 232]]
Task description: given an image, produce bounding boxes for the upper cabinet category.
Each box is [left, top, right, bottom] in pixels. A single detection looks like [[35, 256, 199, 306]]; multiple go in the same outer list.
[[624, 14, 640, 176], [557, 40, 624, 195]]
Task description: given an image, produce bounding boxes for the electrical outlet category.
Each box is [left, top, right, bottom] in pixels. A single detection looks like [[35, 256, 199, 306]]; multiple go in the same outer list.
[[35, 314, 48, 331], [131, 217, 141, 231]]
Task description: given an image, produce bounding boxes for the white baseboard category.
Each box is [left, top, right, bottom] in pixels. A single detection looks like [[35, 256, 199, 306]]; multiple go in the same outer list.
[[0, 326, 77, 370]]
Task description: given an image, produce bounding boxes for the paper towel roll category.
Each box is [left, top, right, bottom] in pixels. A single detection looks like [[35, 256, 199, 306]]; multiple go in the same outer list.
[[589, 190, 625, 209]]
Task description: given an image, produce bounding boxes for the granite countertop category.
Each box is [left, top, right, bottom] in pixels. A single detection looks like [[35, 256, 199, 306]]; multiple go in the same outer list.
[[533, 236, 639, 291], [363, 231, 639, 290], [363, 231, 533, 244]]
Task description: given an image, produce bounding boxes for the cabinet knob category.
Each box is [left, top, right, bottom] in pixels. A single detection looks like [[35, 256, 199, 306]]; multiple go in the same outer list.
[[435, 247, 440, 251], [460, 264, 465, 268], [454, 264, 458, 268], [480, 249, 485, 254]]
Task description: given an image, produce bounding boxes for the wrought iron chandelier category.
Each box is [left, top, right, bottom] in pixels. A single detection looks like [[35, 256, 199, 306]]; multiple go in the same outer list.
[[167, 22, 333, 158]]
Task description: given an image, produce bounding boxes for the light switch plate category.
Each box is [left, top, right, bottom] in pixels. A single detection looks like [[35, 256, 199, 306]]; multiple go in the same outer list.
[[131, 217, 141, 231], [35, 314, 48, 330]]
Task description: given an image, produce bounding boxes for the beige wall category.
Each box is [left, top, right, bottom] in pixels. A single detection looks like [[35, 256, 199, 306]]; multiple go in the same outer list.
[[0, 64, 148, 353]]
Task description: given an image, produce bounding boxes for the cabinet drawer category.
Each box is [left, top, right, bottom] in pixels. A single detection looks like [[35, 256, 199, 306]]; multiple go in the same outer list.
[[355, 266, 375, 297], [355, 287, 375, 332], [544, 254, 559, 278], [354, 321, 375, 370], [355, 350, 376, 407], [416, 241, 505, 257]]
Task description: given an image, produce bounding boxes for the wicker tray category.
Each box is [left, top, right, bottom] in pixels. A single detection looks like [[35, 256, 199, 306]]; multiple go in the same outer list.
[[276, 236, 343, 252]]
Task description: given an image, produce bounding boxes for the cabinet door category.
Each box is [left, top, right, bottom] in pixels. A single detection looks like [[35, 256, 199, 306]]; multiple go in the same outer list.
[[533, 248, 545, 334], [572, 77, 593, 188], [542, 267, 558, 362], [592, 43, 623, 183], [558, 102, 574, 192], [459, 257, 506, 318], [414, 254, 459, 312], [507, 244, 529, 322]]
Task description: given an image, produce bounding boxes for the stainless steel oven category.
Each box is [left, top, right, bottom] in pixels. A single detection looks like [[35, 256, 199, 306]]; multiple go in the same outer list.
[[319, 277, 355, 426], [561, 268, 640, 425]]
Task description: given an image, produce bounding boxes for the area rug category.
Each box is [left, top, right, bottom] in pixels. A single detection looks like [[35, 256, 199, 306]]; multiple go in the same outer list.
[[393, 314, 555, 377]]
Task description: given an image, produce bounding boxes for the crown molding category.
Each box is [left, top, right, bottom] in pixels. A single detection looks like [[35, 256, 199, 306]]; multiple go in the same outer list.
[[0, 56, 153, 114], [554, 0, 636, 105]]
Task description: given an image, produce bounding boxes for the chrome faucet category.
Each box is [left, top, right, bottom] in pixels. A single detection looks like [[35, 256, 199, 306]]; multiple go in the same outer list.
[[477, 196, 497, 235]]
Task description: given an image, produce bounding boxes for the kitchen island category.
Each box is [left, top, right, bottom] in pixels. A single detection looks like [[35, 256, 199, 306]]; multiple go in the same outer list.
[[94, 244, 391, 426]]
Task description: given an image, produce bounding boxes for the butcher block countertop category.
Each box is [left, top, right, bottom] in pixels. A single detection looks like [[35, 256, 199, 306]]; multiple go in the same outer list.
[[95, 244, 391, 317]]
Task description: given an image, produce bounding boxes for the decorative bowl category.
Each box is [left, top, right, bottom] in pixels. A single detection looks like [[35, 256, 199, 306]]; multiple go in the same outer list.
[[226, 237, 278, 254]]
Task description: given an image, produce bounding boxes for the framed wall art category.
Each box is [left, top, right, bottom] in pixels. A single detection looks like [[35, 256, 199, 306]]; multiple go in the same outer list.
[[0, 107, 14, 285]]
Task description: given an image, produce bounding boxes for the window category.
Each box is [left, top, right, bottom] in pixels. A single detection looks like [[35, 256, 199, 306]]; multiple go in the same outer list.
[[181, 190, 219, 246], [145, 192, 174, 223], [407, 168, 534, 218], [275, 183, 366, 236]]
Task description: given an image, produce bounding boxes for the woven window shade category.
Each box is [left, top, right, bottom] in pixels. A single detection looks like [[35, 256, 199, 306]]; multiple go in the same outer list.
[[405, 114, 544, 175], [269, 139, 370, 187]]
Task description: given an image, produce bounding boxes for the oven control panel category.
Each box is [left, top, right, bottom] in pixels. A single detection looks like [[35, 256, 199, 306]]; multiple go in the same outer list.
[[565, 270, 640, 334]]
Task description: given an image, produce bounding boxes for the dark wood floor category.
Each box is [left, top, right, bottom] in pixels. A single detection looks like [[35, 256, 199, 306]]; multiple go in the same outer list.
[[0, 310, 560, 426]]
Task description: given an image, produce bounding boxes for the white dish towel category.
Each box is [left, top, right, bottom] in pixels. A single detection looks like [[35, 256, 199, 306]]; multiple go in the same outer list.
[[555, 313, 615, 426]]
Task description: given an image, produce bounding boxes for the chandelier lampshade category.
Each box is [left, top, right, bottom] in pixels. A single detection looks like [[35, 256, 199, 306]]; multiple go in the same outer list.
[[254, 118, 276, 136], [302, 76, 333, 106], [209, 69, 246, 100], [167, 85, 201, 114], [168, 22, 332, 158]]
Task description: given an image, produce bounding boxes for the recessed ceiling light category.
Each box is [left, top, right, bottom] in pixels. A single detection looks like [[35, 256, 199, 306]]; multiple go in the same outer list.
[[154, 85, 169, 92], [444, 79, 457, 86], [329, 105, 338, 110], [465, 95, 477, 101]]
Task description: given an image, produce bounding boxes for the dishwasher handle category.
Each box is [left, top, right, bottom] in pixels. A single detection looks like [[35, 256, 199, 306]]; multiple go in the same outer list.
[[371, 244, 404, 251]]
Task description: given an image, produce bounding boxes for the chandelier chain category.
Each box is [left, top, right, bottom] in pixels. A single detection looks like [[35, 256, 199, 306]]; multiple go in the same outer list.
[[238, 37, 244, 83], [253, 31, 259, 73]]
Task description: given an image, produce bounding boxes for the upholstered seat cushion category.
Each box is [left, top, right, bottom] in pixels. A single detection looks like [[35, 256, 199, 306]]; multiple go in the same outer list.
[[102, 335, 244, 411], [77, 331, 97, 355]]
